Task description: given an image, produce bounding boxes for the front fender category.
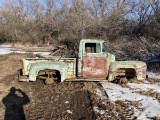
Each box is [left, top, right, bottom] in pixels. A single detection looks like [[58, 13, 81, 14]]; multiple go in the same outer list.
[[29, 62, 67, 82], [108, 61, 147, 81]]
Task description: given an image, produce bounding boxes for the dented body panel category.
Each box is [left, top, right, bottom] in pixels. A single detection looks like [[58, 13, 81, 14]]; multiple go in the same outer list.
[[108, 61, 147, 81], [19, 39, 147, 82]]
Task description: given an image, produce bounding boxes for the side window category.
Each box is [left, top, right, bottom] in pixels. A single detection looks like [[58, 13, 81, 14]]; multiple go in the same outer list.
[[85, 43, 101, 53], [102, 42, 107, 52]]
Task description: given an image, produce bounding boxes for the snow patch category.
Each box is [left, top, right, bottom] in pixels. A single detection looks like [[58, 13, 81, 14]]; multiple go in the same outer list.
[[32, 52, 50, 55], [147, 71, 160, 80], [99, 82, 160, 120], [0, 45, 12, 54], [65, 101, 69, 104], [93, 107, 106, 115], [128, 83, 160, 93], [0, 44, 50, 55], [66, 110, 72, 114]]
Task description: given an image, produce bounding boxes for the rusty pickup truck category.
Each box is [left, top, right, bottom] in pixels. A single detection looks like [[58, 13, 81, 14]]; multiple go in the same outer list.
[[19, 39, 147, 84]]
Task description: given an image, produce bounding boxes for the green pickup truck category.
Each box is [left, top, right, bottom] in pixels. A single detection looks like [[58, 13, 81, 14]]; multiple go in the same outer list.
[[19, 39, 147, 84]]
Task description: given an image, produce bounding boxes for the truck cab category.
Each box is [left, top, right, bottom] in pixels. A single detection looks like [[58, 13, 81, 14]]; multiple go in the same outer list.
[[77, 39, 115, 79]]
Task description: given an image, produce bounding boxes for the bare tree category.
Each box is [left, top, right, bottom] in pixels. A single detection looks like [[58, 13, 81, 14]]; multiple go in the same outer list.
[[57, 0, 91, 40], [26, 0, 44, 20], [0, 0, 159, 45]]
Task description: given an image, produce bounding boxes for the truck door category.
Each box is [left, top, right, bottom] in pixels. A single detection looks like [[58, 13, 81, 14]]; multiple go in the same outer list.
[[82, 42, 107, 78]]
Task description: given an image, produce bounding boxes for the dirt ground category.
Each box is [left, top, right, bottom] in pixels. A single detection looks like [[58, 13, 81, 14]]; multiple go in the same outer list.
[[0, 53, 160, 120]]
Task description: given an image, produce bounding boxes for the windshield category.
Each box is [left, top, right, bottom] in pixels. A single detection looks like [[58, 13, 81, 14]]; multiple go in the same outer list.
[[102, 42, 107, 52]]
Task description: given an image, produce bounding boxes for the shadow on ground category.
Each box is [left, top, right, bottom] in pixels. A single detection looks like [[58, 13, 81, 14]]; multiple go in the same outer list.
[[2, 87, 30, 120]]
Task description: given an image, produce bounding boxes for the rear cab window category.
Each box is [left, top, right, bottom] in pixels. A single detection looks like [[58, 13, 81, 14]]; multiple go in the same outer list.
[[85, 43, 101, 53]]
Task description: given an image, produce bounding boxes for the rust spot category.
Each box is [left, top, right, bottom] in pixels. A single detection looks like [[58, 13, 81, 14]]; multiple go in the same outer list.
[[82, 55, 107, 78], [20, 60, 25, 75]]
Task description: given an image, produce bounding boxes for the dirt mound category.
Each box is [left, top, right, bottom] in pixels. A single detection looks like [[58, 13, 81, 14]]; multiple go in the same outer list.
[[24, 82, 96, 120]]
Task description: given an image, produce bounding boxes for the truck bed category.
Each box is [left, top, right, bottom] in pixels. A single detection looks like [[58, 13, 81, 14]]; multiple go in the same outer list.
[[20, 57, 76, 80]]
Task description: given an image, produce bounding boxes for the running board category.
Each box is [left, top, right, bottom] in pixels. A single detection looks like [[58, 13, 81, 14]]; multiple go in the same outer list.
[[65, 79, 108, 82]]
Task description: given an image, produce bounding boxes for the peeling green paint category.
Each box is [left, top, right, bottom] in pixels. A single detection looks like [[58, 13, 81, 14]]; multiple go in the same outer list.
[[29, 62, 67, 82]]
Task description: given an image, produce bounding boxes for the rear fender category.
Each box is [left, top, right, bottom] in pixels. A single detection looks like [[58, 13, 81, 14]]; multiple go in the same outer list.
[[29, 62, 67, 82]]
